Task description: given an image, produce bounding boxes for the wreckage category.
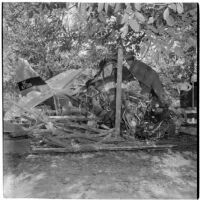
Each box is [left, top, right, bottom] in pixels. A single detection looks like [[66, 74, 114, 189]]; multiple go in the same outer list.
[[3, 57, 196, 154], [73, 56, 176, 138]]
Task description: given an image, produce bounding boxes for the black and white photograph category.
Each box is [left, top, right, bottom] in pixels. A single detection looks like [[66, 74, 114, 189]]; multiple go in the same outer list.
[[2, 2, 198, 199]]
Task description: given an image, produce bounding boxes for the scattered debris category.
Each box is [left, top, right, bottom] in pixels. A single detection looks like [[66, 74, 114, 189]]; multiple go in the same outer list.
[[3, 58, 197, 154]]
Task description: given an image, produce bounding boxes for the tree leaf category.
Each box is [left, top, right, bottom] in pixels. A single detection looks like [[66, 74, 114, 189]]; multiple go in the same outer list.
[[169, 39, 174, 48], [120, 24, 128, 38], [187, 37, 196, 47], [121, 13, 129, 24], [97, 3, 104, 13], [147, 25, 158, 33], [129, 18, 140, 32], [98, 13, 106, 24], [189, 8, 197, 16], [174, 46, 183, 57], [140, 44, 146, 55], [166, 15, 175, 26], [163, 8, 169, 20], [116, 14, 122, 24], [147, 17, 154, 24], [125, 5, 133, 15], [135, 11, 145, 23], [176, 3, 184, 14], [134, 3, 141, 11], [109, 3, 115, 8], [114, 3, 121, 13], [168, 4, 176, 12]]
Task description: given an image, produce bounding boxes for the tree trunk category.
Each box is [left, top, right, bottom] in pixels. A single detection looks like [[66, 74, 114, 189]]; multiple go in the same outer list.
[[115, 47, 123, 137]]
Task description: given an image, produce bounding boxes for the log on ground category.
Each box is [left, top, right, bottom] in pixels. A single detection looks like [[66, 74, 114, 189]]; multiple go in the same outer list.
[[32, 144, 177, 154]]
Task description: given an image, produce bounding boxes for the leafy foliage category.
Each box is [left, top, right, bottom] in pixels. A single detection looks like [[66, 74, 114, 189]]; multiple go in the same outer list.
[[3, 2, 197, 98]]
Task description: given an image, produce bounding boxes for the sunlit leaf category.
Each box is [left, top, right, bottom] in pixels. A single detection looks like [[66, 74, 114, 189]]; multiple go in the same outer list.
[[120, 24, 128, 37], [166, 15, 175, 26], [134, 3, 141, 11], [168, 4, 176, 12], [176, 3, 184, 14], [129, 18, 140, 32], [114, 3, 121, 13], [135, 11, 145, 23], [121, 13, 129, 24], [147, 17, 154, 24], [97, 3, 104, 13], [163, 8, 169, 20], [125, 5, 133, 15]]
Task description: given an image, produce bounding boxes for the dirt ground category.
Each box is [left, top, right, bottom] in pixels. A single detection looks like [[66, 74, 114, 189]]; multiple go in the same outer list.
[[3, 149, 197, 199]]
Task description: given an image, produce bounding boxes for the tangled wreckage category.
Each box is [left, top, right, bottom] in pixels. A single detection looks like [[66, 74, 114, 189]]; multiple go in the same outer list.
[[4, 57, 197, 154]]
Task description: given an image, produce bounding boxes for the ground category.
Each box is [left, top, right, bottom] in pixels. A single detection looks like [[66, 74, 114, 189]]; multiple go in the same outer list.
[[3, 149, 197, 199]]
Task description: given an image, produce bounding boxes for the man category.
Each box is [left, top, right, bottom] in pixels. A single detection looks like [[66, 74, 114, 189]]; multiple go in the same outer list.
[[124, 55, 169, 106]]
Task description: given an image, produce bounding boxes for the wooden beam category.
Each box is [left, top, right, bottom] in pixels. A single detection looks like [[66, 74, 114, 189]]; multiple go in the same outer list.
[[115, 47, 123, 137], [32, 144, 177, 154]]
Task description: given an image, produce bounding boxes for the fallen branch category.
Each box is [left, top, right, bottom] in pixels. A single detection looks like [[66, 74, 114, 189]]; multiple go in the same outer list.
[[32, 144, 177, 154]]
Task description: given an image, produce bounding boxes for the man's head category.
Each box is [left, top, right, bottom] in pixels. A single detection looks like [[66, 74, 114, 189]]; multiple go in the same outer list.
[[124, 54, 135, 66]]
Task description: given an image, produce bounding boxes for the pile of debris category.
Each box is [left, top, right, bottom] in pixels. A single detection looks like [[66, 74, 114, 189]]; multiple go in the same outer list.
[[3, 57, 184, 154]]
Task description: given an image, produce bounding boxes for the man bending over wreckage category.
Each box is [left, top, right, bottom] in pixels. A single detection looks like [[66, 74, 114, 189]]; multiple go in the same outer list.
[[80, 54, 175, 139], [124, 54, 169, 107], [85, 54, 170, 107]]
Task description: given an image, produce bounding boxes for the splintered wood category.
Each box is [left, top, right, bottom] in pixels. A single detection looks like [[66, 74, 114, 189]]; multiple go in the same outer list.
[[4, 100, 182, 154], [10, 101, 119, 148]]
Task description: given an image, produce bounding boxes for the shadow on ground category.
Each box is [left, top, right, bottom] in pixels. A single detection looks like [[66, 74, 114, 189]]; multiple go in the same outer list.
[[3, 150, 197, 199]]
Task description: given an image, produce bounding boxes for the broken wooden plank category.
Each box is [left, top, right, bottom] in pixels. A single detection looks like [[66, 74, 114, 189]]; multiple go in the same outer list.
[[58, 122, 112, 134], [32, 144, 177, 154], [55, 130, 109, 139], [49, 116, 87, 119], [49, 115, 94, 122], [43, 135, 69, 148]]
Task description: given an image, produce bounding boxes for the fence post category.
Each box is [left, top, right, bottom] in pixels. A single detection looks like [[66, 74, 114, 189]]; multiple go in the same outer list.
[[115, 46, 123, 137]]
